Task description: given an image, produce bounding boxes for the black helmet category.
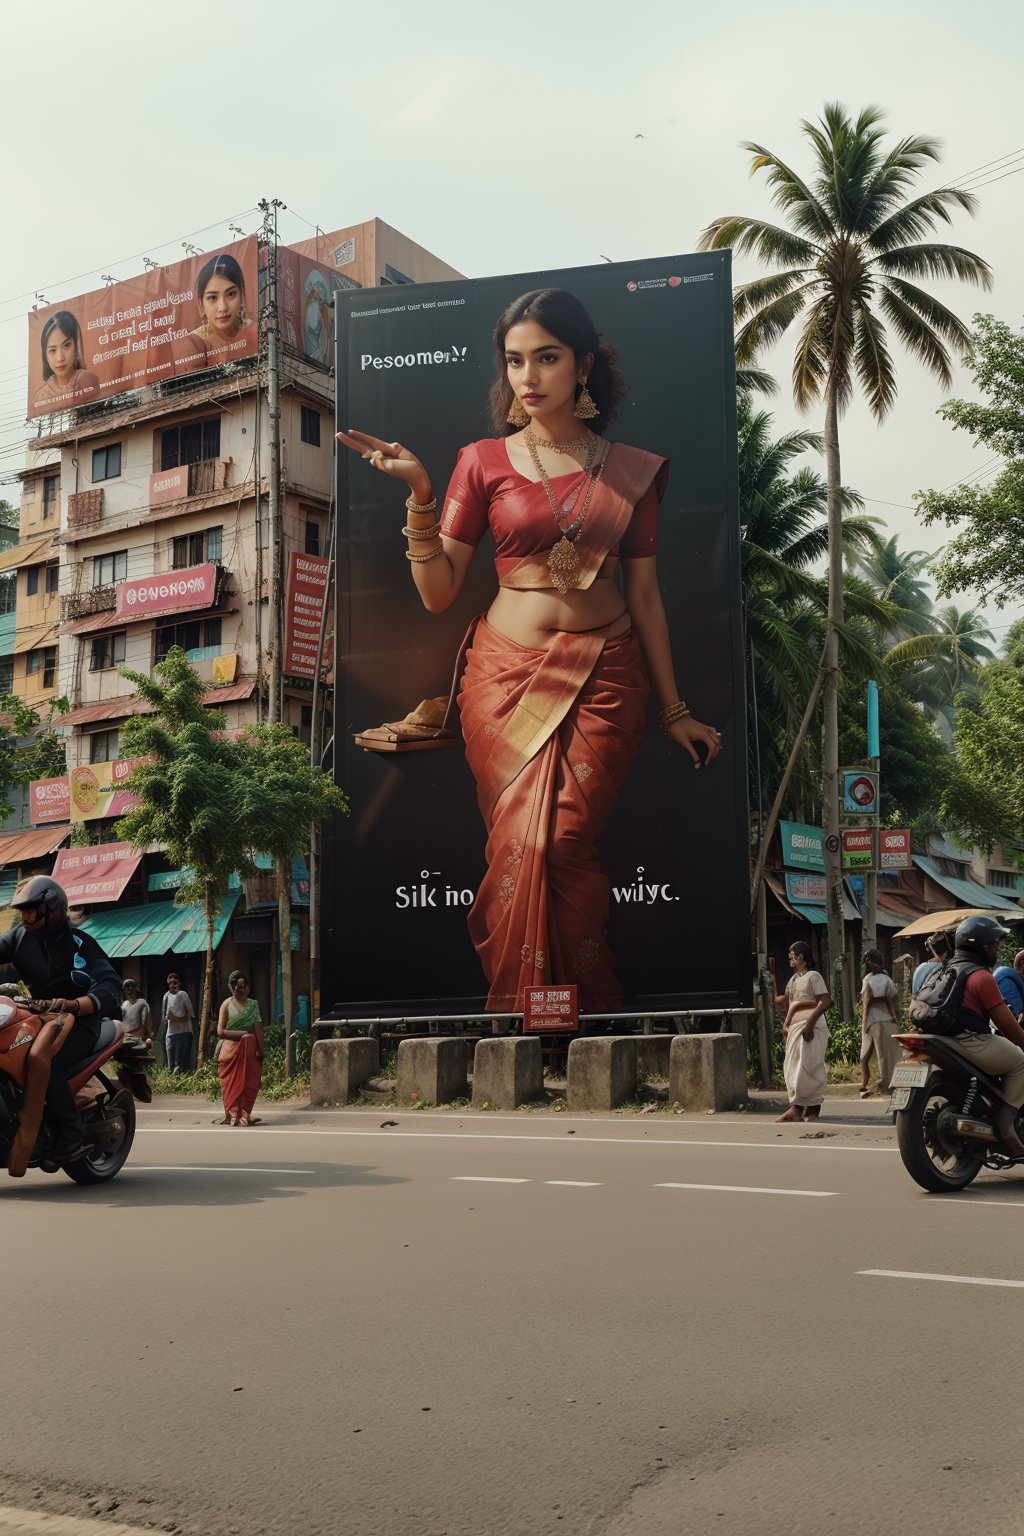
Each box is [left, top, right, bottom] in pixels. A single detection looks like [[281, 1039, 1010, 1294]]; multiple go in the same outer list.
[[955, 914, 1010, 963], [11, 875, 68, 928]]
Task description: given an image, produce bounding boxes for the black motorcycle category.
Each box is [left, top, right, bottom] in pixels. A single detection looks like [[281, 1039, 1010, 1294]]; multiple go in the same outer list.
[[891, 1032, 1024, 1192]]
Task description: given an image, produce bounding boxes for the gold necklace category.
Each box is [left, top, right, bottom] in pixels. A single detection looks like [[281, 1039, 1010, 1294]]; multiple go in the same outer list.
[[524, 426, 593, 455], [524, 432, 609, 595]]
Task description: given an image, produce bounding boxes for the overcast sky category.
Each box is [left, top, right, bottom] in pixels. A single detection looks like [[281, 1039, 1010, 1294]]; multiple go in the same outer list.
[[2, 0, 1020, 631]]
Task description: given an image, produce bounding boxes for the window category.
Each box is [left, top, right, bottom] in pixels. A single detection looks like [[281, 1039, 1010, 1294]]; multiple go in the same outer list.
[[89, 729, 120, 764], [89, 631, 126, 671], [27, 646, 57, 688], [160, 417, 221, 470], [989, 869, 1020, 891], [155, 617, 222, 661], [92, 443, 122, 481], [92, 550, 128, 587], [26, 565, 40, 597], [46, 564, 59, 594], [42, 476, 58, 518], [300, 406, 321, 447], [0, 658, 13, 693], [304, 519, 321, 556], [172, 526, 222, 569], [0, 574, 15, 616]]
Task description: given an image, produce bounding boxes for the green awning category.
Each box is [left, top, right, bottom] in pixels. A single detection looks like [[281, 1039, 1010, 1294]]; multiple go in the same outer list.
[[77, 893, 239, 958], [149, 868, 242, 894]]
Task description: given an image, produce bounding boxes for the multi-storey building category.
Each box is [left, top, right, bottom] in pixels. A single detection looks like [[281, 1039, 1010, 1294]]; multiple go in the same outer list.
[[0, 216, 461, 1025]]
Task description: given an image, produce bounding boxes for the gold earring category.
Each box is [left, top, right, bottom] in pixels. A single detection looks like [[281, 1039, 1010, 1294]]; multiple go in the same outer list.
[[507, 397, 529, 427], [574, 381, 599, 420]]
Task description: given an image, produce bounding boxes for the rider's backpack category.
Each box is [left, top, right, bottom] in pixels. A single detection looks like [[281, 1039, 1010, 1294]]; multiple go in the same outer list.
[[908, 958, 984, 1035]]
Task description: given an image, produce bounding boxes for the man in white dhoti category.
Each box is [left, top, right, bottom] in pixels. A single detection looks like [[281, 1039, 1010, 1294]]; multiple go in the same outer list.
[[775, 941, 832, 1123]]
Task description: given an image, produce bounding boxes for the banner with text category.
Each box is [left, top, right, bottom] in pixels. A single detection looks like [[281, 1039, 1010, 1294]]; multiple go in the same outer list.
[[27, 237, 259, 419], [284, 552, 331, 679], [51, 843, 143, 905], [69, 759, 146, 824], [29, 775, 71, 826], [115, 563, 217, 622]]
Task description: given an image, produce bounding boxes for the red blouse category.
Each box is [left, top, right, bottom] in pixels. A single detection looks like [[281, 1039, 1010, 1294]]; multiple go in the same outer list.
[[441, 438, 664, 559]]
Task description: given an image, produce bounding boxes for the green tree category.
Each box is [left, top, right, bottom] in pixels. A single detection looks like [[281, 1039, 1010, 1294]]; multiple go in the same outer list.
[[918, 315, 1024, 603], [700, 101, 991, 979], [933, 619, 1024, 852], [233, 724, 348, 1075], [116, 649, 252, 1061], [883, 601, 994, 716], [0, 694, 68, 823]]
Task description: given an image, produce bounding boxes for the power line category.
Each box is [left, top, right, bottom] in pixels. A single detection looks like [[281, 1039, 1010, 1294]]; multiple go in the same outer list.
[[948, 145, 1024, 187]]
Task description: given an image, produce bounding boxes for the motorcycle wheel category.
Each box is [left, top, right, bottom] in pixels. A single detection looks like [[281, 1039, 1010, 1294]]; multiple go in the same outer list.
[[896, 1070, 985, 1193], [62, 1094, 136, 1185]]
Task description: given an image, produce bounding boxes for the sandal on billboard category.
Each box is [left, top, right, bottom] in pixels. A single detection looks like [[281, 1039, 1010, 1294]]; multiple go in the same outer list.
[[354, 696, 458, 753]]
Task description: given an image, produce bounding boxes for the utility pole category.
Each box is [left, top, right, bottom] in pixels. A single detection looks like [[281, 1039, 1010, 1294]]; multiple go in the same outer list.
[[259, 197, 285, 725], [865, 679, 880, 952]]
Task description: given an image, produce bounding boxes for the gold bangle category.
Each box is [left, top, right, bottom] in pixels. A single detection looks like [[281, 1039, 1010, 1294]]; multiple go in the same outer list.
[[406, 544, 445, 563], [405, 494, 437, 514], [659, 701, 690, 724], [403, 523, 442, 540]]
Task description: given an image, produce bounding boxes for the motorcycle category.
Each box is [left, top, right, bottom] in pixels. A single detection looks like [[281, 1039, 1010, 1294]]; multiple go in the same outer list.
[[891, 1031, 1024, 1192], [0, 986, 152, 1184]]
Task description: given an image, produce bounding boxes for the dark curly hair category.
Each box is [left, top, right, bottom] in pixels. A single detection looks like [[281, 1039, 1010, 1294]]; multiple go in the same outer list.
[[488, 288, 627, 436]]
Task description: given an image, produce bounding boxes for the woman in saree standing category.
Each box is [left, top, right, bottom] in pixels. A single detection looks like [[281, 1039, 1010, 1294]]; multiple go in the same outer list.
[[215, 970, 264, 1126], [339, 288, 723, 1013]]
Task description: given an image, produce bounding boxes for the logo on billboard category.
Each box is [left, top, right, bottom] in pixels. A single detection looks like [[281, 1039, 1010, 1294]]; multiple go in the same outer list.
[[842, 770, 879, 815]]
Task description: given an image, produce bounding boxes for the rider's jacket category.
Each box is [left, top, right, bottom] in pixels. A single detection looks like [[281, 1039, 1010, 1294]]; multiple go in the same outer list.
[[0, 922, 121, 1019]]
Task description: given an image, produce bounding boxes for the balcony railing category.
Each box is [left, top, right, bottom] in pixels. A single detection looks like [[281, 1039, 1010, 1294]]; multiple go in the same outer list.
[[60, 585, 116, 622], [67, 489, 102, 529]]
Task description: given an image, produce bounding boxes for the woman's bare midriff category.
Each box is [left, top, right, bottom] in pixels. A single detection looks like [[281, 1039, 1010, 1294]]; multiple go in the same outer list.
[[487, 567, 628, 650]]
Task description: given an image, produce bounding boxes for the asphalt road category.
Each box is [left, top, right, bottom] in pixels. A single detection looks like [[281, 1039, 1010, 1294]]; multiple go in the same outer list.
[[4, 1101, 1024, 1536]]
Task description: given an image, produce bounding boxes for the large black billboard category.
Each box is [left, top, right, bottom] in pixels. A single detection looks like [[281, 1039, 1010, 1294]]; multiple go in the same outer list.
[[323, 253, 749, 1018]]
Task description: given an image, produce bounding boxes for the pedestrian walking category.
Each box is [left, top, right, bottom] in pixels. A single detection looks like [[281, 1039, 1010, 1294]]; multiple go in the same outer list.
[[775, 941, 832, 1123], [860, 949, 899, 1097], [121, 979, 153, 1044], [162, 972, 195, 1074], [215, 970, 264, 1126], [994, 950, 1024, 1020]]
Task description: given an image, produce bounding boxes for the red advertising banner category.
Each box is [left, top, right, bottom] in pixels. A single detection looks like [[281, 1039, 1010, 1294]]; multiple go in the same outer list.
[[149, 466, 188, 505], [524, 985, 580, 1033], [880, 828, 912, 870], [29, 775, 71, 826], [27, 236, 259, 419], [841, 828, 874, 870], [51, 843, 143, 906], [115, 563, 217, 622], [284, 553, 330, 679]]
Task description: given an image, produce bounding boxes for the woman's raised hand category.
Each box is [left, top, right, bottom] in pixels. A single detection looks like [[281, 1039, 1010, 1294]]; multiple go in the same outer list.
[[336, 429, 432, 504]]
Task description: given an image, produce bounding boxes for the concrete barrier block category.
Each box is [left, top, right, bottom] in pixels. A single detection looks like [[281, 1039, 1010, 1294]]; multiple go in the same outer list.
[[397, 1037, 468, 1105], [310, 1037, 379, 1106], [566, 1036, 638, 1112], [472, 1036, 544, 1110], [669, 1033, 748, 1112], [637, 1035, 672, 1080]]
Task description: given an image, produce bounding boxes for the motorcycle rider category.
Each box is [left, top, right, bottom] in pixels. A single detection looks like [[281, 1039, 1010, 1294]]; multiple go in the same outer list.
[[949, 915, 1024, 1159], [0, 875, 122, 1164]]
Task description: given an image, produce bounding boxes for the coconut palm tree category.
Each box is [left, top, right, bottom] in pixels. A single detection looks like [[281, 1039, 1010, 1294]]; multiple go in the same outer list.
[[850, 535, 934, 639], [699, 102, 992, 986], [885, 601, 995, 716]]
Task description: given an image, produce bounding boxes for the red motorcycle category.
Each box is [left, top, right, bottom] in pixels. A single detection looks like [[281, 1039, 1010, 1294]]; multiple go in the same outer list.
[[0, 987, 151, 1184]]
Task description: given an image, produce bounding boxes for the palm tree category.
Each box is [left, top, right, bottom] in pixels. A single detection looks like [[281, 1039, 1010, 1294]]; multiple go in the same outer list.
[[700, 102, 992, 986], [850, 535, 934, 638], [885, 601, 995, 716]]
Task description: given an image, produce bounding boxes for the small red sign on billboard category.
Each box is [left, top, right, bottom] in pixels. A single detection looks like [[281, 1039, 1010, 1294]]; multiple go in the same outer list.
[[149, 466, 188, 505], [115, 563, 217, 622], [29, 775, 71, 825], [524, 984, 579, 1033], [880, 828, 912, 870]]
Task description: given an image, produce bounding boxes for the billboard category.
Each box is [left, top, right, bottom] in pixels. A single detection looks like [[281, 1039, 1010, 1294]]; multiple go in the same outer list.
[[27, 237, 259, 418], [284, 553, 330, 679], [69, 759, 145, 824], [325, 254, 748, 1018], [279, 248, 352, 367]]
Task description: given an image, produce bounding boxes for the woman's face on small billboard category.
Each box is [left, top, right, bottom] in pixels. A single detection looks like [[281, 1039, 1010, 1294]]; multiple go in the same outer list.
[[46, 326, 77, 379], [201, 275, 243, 336]]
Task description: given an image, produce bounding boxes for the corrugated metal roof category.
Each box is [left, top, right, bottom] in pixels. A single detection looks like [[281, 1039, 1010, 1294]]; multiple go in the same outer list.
[[76, 892, 239, 958], [0, 824, 70, 868], [57, 603, 236, 638], [913, 854, 1023, 912], [60, 676, 256, 727]]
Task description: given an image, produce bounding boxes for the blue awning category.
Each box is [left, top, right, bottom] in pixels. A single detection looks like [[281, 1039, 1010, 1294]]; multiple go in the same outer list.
[[913, 855, 1022, 913]]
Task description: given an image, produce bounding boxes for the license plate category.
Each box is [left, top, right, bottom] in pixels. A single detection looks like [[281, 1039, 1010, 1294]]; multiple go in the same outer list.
[[888, 1087, 913, 1112], [890, 1063, 930, 1089]]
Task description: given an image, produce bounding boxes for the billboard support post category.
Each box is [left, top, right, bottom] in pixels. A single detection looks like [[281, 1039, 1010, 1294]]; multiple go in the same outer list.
[[260, 197, 285, 727]]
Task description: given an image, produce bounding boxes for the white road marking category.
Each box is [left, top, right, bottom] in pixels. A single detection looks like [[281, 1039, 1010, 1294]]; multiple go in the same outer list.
[[655, 1182, 836, 1198], [544, 1180, 603, 1187], [136, 1127, 895, 1154], [0, 1504, 155, 1535], [934, 1198, 1024, 1209], [451, 1175, 531, 1184], [859, 1269, 1024, 1289], [132, 1166, 315, 1175]]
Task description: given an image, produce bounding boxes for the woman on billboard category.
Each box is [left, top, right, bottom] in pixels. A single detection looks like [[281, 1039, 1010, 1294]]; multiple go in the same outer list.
[[34, 310, 100, 409], [339, 289, 722, 1012], [179, 252, 256, 367]]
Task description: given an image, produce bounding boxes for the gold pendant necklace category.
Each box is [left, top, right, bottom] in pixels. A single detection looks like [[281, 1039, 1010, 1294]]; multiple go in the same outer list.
[[524, 432, 608, 595]]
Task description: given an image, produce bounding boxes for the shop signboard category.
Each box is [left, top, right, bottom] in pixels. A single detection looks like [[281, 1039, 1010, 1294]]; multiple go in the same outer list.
[[524, 985, 579, 1033], [28, 775, 71, 826], [842, 828, 874, 870], [785, 872, 826, 905], [69, 758, 146, 823], [779, 820, 824, 872], [115, 563, 217, 622], [879, 828, 912, 870], [841, 769, 879, 816], [284, 552, 330, 679], [51, 843, 143, 905]]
